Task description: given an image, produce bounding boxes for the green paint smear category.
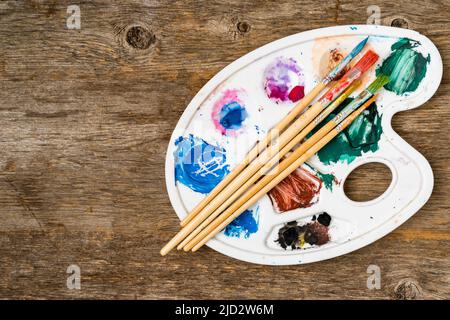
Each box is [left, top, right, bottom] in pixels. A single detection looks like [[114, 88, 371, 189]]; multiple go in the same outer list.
[[315, 171, 335, 191], [376, 38, 430, 95], [304, 163, 336, 191], [310, 98, 383, 165]]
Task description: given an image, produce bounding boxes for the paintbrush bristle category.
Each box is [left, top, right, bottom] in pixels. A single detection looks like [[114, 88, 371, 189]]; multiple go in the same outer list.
[[323, 37, 370, 84], [367, 74, 390, 94], [351, 37, 369, 56], [351, 50, 379, 74]]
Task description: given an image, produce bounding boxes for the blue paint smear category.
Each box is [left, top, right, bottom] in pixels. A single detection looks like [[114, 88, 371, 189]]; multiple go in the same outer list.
[[224, 208, 259, 239], [219, 101, 248, 130], [174, 135, 229, 194]]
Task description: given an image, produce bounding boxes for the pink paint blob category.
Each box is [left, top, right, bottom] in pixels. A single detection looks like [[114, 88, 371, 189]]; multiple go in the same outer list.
[[264, 57, 305, 103]]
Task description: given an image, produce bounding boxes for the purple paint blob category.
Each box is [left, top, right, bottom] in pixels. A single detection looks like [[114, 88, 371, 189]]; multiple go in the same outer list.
[[212, 89, 248, 136], [264, 57, 305, 103]]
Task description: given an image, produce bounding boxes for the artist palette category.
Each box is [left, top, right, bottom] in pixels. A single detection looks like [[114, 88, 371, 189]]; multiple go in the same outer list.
[[165, 25, 442, 265]]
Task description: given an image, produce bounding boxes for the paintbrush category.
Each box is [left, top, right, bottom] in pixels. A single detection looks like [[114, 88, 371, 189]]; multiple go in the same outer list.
[[178, 37, 368, 228], [185, 75, 389, 252], [160, 48, 377, 256]]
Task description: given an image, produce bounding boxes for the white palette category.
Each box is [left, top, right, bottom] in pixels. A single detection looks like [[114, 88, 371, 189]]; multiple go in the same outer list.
[[165, 25, 442, 265]]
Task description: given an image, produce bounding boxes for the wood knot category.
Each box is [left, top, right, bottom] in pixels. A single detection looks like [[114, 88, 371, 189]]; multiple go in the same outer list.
[[126, 26, 155, 50], [391, 17, 409, 29], [394, 279, 423, 300], [236, 21, 251, 34]]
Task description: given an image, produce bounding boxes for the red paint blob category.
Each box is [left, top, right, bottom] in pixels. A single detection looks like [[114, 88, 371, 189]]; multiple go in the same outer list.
[[288, 85, 305, 102]]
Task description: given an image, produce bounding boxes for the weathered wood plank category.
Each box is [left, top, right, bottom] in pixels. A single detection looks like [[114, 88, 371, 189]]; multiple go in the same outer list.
[[0, 0, 448, 299]]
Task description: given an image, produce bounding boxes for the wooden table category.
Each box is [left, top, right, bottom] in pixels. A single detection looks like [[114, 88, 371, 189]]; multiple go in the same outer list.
[[0, 0, 448, 299]]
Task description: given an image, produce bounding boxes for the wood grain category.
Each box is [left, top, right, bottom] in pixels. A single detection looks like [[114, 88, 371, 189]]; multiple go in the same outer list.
[[0, 0, 448, 299]]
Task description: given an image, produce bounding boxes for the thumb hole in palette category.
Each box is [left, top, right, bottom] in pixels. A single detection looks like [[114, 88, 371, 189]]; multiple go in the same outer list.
[[344, 162, 393, 202]]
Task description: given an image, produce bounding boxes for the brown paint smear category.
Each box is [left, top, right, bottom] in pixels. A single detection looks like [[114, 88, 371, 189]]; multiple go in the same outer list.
[[328, 49, 349, 80], [268, 167, 322, 213]]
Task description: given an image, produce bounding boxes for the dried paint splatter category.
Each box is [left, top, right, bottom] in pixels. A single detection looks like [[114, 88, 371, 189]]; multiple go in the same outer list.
[[376, 38, 429, 95], [327, 49, 350, 80], [276, 213, 332, 250], [268, 167, 322, 213], [264, 57, 305, 103], [224, 207, 259, 239], [174, 135, 229, 194], [211, 89, 248, 136], [312, 98, 383, 165]]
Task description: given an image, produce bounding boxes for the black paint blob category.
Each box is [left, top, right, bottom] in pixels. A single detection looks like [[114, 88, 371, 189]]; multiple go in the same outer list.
[[317, 212, 331, 227], [275, 213, 332, 250]]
